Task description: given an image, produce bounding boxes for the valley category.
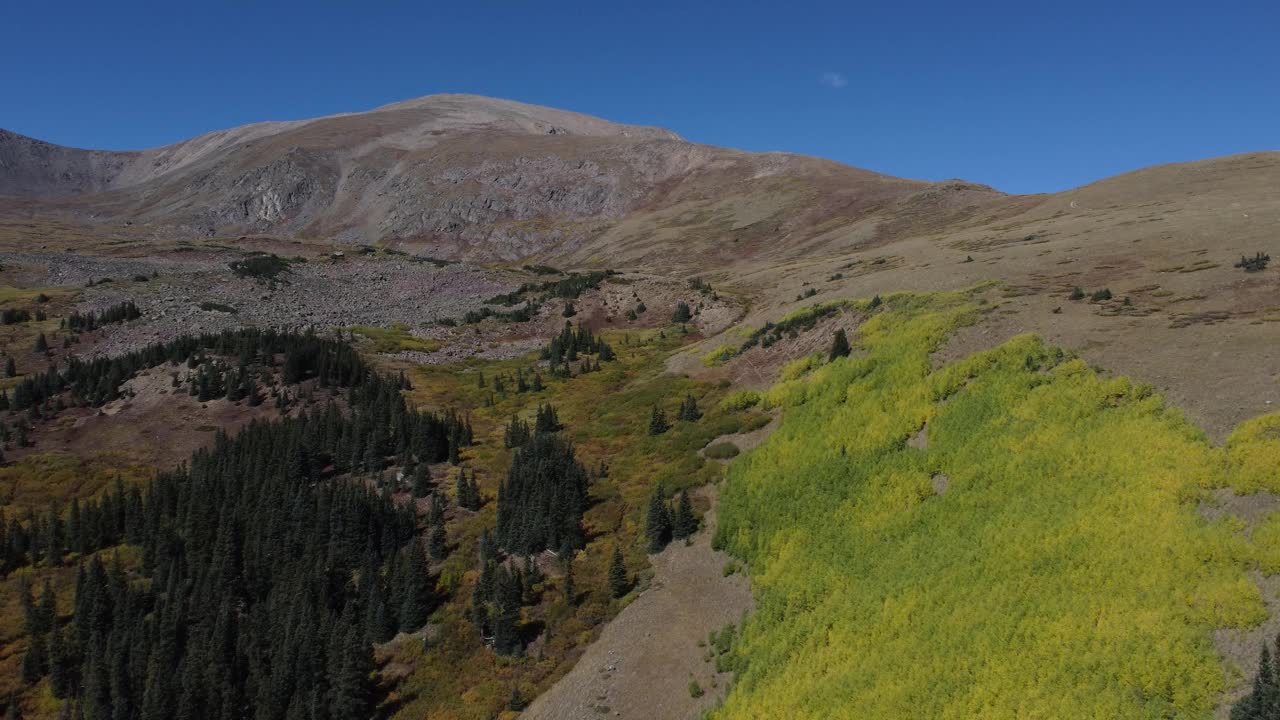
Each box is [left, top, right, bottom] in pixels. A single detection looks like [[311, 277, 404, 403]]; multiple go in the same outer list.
[[0, 94, 1277, 720]]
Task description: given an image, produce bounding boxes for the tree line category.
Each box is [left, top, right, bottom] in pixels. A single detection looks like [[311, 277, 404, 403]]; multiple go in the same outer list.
[[6, 329, 475, 720]]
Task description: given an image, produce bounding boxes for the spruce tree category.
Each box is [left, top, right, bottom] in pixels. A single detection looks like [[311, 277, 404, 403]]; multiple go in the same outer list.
[[830, 328, 851, 360], [562, 560, 575, 604], [645, 484, 673, 552], [33, 333, 48, 354], [678, 394, 701, 422], [672, 301, 692, 323], [673, 491, 698, 540], [608, 546, 629, 598], [648, 406, 669, 436], [399, 541, 433, 632], [412, 462, 432, 498], [428, 493, 448, 560]]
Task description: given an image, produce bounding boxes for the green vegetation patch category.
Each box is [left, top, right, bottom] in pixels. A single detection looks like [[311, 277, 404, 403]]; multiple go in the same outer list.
[[715, 290, 1276, 719], [704, 442, 740, 459], [349, 323, 444, 354]]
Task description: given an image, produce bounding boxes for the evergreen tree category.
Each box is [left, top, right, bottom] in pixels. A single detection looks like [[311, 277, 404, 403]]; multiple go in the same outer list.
[[328, 624, 374, 719], [534, 403, 560, 433], [33, 333, 48, 354], [504, 414, 531, 449], [678, 394, 701, 422], [400, 541, 434, 632], [673, 491, 698, 540], [672, 301, 692, 323], [495, 433, 588, 555], [491, 567, 523, 656], [562, 560, 575, 604], [645, 484, 673, 552], [648, 405, 669, 436], [1233, 637, 1280, 720], [830, 328, 851, 360], [412, 462, 432, 498], [428, 494, 448, 560], [4, 356, 14, 378], [608, 546, 628, 598]]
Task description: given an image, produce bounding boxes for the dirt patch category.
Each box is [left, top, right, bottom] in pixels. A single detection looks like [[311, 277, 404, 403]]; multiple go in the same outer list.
[[908, 423, 928, 450], [521, 485, 753, 720], [1214, 572, 1280, 719], [12, 365, 315, 469], [1198, 487, 1280, 526]]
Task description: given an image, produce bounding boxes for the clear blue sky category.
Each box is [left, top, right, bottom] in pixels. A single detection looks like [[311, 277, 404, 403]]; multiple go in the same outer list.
[[2, 1, 1276, 194]]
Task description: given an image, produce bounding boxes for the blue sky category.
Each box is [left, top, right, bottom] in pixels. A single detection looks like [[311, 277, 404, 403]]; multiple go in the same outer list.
[[2, 1, 1276, 194]]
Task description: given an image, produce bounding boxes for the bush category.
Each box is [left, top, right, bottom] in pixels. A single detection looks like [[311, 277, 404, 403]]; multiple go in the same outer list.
[[719, 390, 761, 411], [229, 254, 291, 281], [704, 442, 740, 459], [1236, 252, 1271, 272]]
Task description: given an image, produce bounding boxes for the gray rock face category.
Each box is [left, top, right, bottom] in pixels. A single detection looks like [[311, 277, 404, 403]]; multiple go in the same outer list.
[[0, 94, 998, 263], [0, 129, 138, 196]]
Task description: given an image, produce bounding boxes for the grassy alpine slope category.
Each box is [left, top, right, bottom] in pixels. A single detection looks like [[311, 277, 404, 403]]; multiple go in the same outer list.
[[714, 289, 1280, 719]]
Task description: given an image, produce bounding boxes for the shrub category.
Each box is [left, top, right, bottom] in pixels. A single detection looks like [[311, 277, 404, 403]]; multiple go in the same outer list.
[[719, 390, 761, 411], [702, 345, 737, 367], [715, 292, 1272, 719], [198, 301, 238, 314], [229, 254, 290, 281], [1236, 252, 1271, 272], [704, 442, 740, 459]]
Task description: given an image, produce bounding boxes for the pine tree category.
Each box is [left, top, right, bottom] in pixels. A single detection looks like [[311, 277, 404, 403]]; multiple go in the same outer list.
[[562, 560, 575, 604], [1233, 640, 1280, 720], [830, 328, 851, 360], [673, 491, 698, 540], [648, 406, 669, 436], [47, 624, 69, 698], [428, 494, 448, 560], [645, 484, 673, 552], [399, 541, 433, 632], [672, 301, 692, 323], [608, 546, 629, 598], [328, 623, 374, 719], [678, 394, 701, 422], [412, 462, 432, 498], [4, 356, 14, 378]]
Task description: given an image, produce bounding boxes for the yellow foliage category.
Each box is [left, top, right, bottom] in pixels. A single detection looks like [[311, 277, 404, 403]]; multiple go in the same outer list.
[[703, 345, 737, 367], [719, 390, 761, 411], [1226, 414, 1280, 493], [715, 290, 1272, 720]]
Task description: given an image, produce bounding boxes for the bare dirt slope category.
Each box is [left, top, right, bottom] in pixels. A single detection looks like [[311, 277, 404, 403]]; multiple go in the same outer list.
[[0, 94, 959, 261], [522, 486, 752, 720]]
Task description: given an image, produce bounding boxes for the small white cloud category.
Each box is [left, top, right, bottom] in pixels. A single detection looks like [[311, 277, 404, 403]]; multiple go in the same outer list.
[[820, 71, 848, 89]]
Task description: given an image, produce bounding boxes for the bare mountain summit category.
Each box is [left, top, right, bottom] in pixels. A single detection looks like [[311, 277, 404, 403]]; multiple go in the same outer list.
[[0, 94, 998, 262]]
